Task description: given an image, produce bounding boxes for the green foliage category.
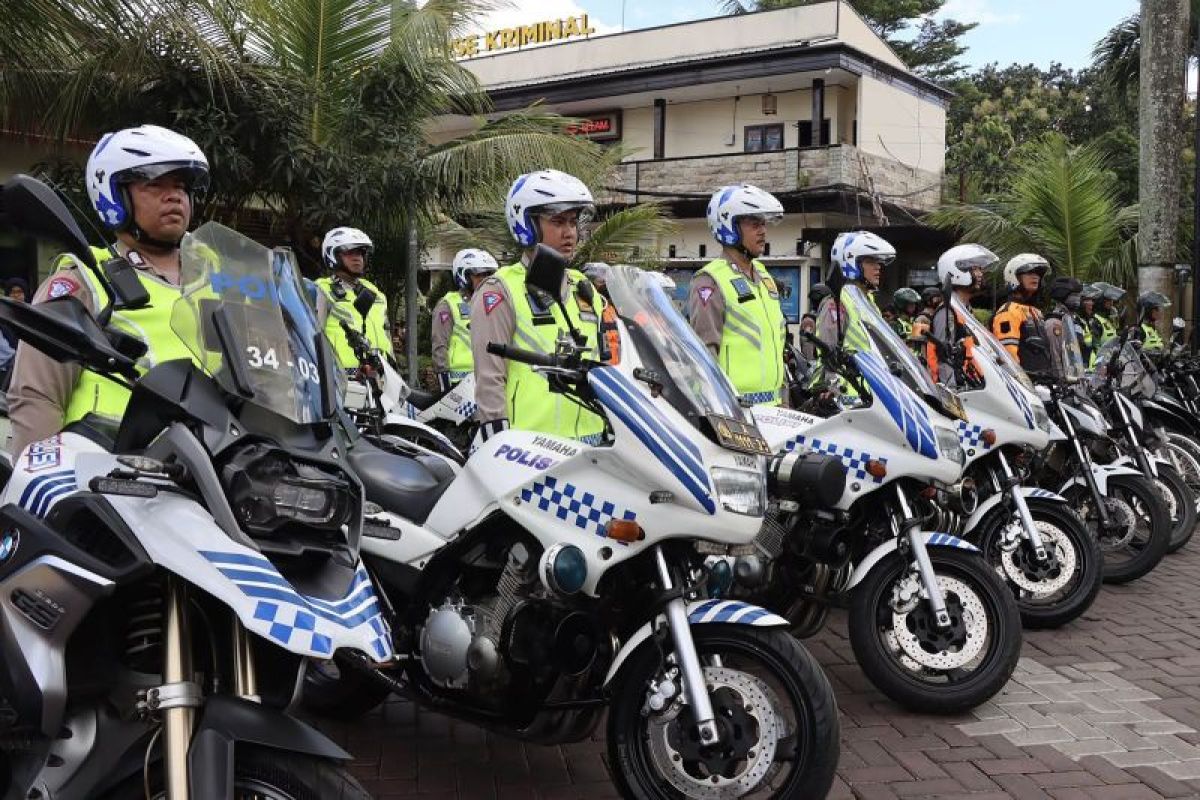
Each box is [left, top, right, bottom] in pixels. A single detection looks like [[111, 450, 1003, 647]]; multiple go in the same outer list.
[[719, 0, 976, 81], [930, 135, 1138, 284], [1090, 1, 1199, 110]]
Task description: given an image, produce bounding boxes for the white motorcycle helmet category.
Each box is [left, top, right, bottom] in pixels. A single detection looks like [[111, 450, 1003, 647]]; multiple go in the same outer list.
[[937, 244, 998, 287], [706, 184, 783, 247], [1003, 253, 1050, 292], [322, 227, 374, 270], [505, 170, 594, 248], [828, 231, 896, 288], [85, 124, 209, 235], [451, 248, 498, 290]]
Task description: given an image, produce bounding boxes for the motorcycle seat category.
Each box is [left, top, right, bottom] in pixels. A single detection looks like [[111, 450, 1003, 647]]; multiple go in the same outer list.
[[347, 437, 452, 525], [406, 388, 439, 411]]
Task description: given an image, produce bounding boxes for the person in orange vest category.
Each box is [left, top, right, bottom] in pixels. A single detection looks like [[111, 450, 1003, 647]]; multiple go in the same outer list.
[[992, 254, 1053, 374], [581, 263, 622, 365], [926, 244, 997, 387]]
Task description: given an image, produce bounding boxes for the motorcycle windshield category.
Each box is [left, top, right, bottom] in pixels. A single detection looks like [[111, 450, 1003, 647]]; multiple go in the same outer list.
[[604, 265, 746, 422], [1057, 316, 1088, 382], [950, 295, 1035, 391], [840, 285, 944, 401], [171, 222, 343, 424], [1091, 338, 1153, 396]]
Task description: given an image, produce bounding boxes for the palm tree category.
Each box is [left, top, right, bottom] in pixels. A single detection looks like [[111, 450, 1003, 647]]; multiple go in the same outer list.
[[928, 135, 1138, 284], [1091, 0, 1198, 105]]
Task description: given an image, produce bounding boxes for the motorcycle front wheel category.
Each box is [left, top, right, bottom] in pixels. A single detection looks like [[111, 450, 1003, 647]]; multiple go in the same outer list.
[[975, 500, 1103, 629], [848, 548, 1021, 713], [1071, 474, 1171, 583], [608, 625, 839, 799], [1156, 463, 1198, 553]]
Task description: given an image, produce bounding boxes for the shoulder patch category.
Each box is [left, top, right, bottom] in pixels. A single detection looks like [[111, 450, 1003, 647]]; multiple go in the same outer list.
[[482, 291, 504, 315], [697, 286, 715, 306], [438, 309, 451, 324], [46, 276, 80, 300]]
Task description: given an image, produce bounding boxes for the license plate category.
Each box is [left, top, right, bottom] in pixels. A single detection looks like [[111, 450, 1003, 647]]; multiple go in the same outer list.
[[708, 414, 772, 456]]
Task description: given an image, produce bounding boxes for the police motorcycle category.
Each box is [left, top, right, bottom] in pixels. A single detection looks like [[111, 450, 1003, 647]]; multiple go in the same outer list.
[[1087, 331, 1197, 553], [0, 176, 382, 799], [744, 276, 1022, 713], [303, 253, 841, 799], [1027, 320, 1171, 584], [922, 294, 1101, 629]]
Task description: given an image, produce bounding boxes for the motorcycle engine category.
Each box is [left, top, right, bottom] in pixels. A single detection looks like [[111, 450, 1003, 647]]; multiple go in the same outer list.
[[419, 601, 477, 689]]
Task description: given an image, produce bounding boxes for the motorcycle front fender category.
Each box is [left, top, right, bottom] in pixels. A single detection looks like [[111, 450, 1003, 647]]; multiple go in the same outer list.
[[961, 487, 1067, 533], [845, 531, 979, 591], [603, 600, 787, 687], [1058, 462, 1144, 496]]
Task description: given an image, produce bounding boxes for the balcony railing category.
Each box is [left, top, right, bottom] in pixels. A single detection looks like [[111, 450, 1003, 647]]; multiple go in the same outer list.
[[597, 144, 942, 211]]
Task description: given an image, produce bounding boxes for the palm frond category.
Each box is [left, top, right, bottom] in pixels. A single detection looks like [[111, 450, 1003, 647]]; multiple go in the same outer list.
[[575, 204, 678, 267]]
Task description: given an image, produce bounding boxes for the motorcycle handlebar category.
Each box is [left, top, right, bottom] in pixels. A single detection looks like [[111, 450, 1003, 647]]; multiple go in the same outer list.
[[486, 342, 559, 368]]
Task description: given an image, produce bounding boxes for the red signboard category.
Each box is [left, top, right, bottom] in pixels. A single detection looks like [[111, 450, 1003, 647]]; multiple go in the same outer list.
[[565, 110, 622, 142]]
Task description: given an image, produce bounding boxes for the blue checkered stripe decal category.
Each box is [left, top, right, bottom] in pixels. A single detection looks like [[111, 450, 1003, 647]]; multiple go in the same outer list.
[[688, 599, 787, 626], [742, 390, 777, 405], [18, 469, 77, 518], [785, 435, 886, 485], [957, 420, 988, 450], [201, 551, 392, 660], [520, 475, 636, 538], [1026, 488, 1065, 501], [401, 403, 419, 420], [589, 366, 715, 514], [854, 351, 938, 459], [927, 532, 979, 551], [453, 399, 478, 420], [998, 370, 1036, 429]]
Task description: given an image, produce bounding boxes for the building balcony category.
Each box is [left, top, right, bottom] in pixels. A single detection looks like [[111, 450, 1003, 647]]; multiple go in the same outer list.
[[597, 144, 943, 212]]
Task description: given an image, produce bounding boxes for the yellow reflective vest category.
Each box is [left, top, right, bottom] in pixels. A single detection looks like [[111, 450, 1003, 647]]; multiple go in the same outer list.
[[443, 290, 473, 379], [696, 258, 786, 405], [316, 276, 392, 369]]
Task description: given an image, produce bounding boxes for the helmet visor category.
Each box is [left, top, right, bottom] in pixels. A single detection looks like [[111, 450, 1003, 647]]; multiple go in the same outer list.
[[1141, 291, 1171, 309], [531, 202, 595, 225], [119, 161, 211, 194]]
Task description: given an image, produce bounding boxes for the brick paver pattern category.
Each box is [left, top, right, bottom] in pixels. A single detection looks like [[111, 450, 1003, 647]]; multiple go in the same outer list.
[[313, 543, 1200, 799]]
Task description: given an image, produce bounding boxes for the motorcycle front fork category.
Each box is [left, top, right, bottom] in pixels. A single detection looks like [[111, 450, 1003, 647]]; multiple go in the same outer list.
[[995, 452, 1048, 561], [654, 546, 720, 747], [892, 488, 952, 629], [160, 576, 258, 799]]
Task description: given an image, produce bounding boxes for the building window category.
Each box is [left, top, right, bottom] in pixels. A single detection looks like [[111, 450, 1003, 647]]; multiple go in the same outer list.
[[744, 123, 784, 153], [799, 119, 832, 148]]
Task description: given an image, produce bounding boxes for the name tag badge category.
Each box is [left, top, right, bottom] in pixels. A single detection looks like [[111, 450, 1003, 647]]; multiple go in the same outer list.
[[580, 312, 598, 323], [458, 302, 471, 317], [731, 277, 754, 303]]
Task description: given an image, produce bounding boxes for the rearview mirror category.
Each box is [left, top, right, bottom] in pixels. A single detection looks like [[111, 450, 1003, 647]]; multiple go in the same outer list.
[[526, 244, 568, 299], [0, 296, 142, 378], [353, 285, 378, 320], [0, 174, 95, 269]]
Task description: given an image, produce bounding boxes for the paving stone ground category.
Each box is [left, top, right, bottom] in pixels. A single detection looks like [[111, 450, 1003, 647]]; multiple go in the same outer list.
[[312, 542, 1200, 799]]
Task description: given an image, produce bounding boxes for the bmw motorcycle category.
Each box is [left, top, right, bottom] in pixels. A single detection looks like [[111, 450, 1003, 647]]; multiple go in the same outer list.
[[921, 295, 1101, 629], [745, 282, 1022, 713], [304, 258, 841, 799], [0, 176, 381, 799]]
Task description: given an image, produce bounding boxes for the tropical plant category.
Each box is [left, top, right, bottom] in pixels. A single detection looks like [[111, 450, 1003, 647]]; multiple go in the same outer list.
[[929, 135, 1139, 284], [1091, 0, 1198, 107]]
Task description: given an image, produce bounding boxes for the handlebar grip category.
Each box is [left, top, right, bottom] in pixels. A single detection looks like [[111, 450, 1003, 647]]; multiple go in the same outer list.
[[486, 342, 558, 368]]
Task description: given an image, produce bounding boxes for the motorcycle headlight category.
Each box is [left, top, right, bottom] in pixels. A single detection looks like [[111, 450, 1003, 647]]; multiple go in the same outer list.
[[936, 426, 965, 465], [710, 467, 766, 517], [1033, 404, 1051, 433], [222, 444, 356, 537]]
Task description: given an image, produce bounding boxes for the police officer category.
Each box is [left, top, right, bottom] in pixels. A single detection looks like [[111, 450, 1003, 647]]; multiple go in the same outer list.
[[469, 169, 608, 450], [815, 230, 896, 350], [1095, 282, 1127, 347], [688, 184, 787, 405], [1077, 283, 1105, 364], [926, 244, 996, 387], [1134, 291, 1170, 354], [7, 124, 210, 457], [1045, 276, 1087, 378], [431, 248, 497, 391], [992, 253, 1053, 373], [891, 287, 920, 338], [315, 227, 393, 370]]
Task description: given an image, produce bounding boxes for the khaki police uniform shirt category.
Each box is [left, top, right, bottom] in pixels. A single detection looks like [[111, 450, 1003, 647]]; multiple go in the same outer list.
[[6, 245, 180, 457], [430, 296, 454, 374], [687, 263, 770, 359]]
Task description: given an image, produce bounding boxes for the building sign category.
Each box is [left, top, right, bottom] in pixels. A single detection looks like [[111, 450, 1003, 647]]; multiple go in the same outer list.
[[565, 111, 622, 142], [453, 14, 597, 58]]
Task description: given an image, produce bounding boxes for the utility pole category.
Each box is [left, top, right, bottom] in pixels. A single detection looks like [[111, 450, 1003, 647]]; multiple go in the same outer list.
[[1140, 0, 1188, 339], [1193, 11, 1200, 351], [406, 224, 420, 385]]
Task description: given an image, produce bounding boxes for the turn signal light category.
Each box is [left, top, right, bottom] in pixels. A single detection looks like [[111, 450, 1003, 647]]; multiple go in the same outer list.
[[982, 429, 997, 447], [605, 519, 644, 542], [865, 460, 888, 479]]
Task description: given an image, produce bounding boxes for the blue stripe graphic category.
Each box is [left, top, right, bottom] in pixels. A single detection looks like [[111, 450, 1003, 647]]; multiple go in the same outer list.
[[19, 470, 73, 510], [34, 483, 78, 517], [592, 367, 704, 470], [590, 368, 715, 514], [854, 352, 938, 459], [234, 584, 381, 628]]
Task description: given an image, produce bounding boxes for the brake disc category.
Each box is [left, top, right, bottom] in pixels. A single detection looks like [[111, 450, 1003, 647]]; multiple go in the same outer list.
[[1002, 521, 1075, 596], [890, 575, 987, 670], [1098, 497, 1138, 549], [647, 666, 784, 799]]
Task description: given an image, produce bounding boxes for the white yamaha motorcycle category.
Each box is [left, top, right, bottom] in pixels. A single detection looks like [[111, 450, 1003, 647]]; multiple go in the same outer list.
[[919, 296, 1102, 629], [0, 178, 380, 799], [304, 259, 841, 798], [744, 283, 1022, 713]]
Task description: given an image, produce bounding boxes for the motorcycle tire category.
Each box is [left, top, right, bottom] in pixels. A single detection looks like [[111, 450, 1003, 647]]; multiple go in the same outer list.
[[104, 745, 372, 800], [1070, 474, 1171, 584], [302, 658, 393, 720], [1157, 436, 1200, 517], [975, 499, 1102, 630], [848, 547, 1021, 714], [608, 625, 839, 800], [1158, 463, 1198, 553]]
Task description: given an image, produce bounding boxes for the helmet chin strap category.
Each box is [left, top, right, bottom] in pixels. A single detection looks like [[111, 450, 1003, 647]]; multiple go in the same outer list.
[[129, 222, 182, 252]]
